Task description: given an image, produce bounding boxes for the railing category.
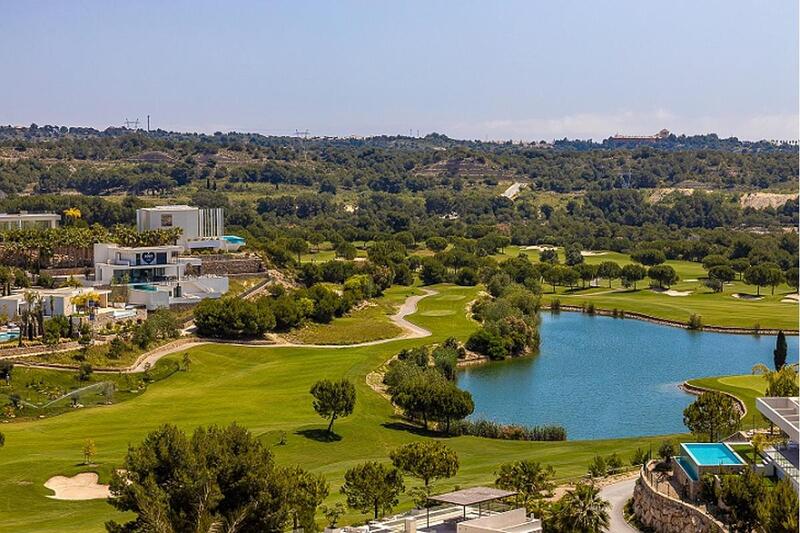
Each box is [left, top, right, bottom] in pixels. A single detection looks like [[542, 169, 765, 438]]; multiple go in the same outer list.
[[765, 446, 800, 489]]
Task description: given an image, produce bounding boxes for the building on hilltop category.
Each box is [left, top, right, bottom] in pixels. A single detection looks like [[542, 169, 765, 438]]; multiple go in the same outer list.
[[610, 129, 670, 142], [0, 211, 60, 230], [136, 205, 244, 252]]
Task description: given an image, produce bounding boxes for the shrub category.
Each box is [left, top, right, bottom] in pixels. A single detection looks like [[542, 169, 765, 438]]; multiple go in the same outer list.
[[550, 298, 561, 312], [606, 453, 624, 473], [450, 418, 566, 441], [688, 314, 703, 330], [587, 455, 607, 477], [585, 302, 596, 315], [630, 448, 650, 466]]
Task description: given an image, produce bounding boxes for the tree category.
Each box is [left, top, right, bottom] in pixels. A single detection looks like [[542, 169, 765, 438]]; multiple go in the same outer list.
[[539, 248, 559, 264], [334, 240, 357, 260], [426, 236, 448, 252], [707, 265, 736, 292], [596, 261, 621, 288], [77, 322, 93, 360], [752, 364, 799, 397], [631, 249, 666, 266], [647, 265, 679, 289], [658, 440, 675, 464], [564, 245, 584, 266], [762, 477, 799, 533], [784, 266, 799, 291], [773, 330, 787, 370], [107, 424, 296, 533], [0, 361, 13, 384], [683, 391, 740, 442], [83, 438, 96, 465], [495, 460, 555, 510], [283, 466, 329, 532], [77, 362, 93, 381], [420, 257, 447, 285], [42, 318, 62, 353], [309, 379, 356, 435], [744, 264, 780, 296], [340, 462, 404, 520], [287, 238, 309, 263], [551, 482, 610, 533], [718, 469, 767, 533], [390, 441, 458, 506], [620, 264, 646, 290]]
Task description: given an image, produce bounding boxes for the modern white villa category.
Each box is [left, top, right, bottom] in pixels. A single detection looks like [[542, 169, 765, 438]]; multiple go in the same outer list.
[[0, 211, 60, 230], [756, 396, 799, 490], [93, 243, 228, 310], [136, 205, 244, 252], [0, 286, 111, 320]]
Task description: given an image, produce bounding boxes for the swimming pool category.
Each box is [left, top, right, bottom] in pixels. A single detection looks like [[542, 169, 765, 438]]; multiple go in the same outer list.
[[223, 235, 245, 245], [132, 284, 158, 292], [683, 443, 745, 466], [0, 330, 19, 343]]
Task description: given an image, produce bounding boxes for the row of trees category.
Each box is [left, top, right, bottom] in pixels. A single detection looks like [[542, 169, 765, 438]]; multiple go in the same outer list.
[[107, 422, 612, 532]]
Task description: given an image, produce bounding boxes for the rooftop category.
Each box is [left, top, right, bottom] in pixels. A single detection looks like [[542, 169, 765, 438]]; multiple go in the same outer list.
[[138, 205, 198, 211], [757, 397, 800, 442], [430, 487, 516, 506]]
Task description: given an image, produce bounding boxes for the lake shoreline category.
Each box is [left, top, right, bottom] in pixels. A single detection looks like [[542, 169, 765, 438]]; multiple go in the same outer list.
[[544, 304, 798, 336]]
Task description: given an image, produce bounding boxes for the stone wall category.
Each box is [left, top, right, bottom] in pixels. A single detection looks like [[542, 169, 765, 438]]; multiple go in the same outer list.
[[191, 254, 265, 276], [633, 464, 728, 533]]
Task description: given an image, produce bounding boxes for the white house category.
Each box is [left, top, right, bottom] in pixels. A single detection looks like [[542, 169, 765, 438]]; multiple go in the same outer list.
[[0, 286, 111, 320], [136, 205, 244, 252], [0, 212, 60, 230], [93, 243, 228, 310], [756, 397, 799, 491]]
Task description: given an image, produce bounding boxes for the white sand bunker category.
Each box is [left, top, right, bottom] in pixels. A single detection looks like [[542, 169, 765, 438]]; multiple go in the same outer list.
[[44, 472, 110, 500], [732, 293, 763, 301], [581, 251, 607, 256], [781, 294, 799, 304], [525, 245, 557, 251], [651, 288, 691, 297]]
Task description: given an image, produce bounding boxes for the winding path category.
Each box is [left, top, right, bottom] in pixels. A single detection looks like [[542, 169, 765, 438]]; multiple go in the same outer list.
[[599, 477, 639, 532], [16, 288, 437, 374]]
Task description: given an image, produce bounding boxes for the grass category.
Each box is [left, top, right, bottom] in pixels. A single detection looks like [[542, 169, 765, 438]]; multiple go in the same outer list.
[[686, 374, 769, 430], [497, 247, 797, 330], [287, 285, 416, 344], [0, 283, 678, 532]]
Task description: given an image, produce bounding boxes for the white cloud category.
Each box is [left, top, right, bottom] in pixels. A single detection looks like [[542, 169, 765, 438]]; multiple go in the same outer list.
[[446, 110, 799, 142]]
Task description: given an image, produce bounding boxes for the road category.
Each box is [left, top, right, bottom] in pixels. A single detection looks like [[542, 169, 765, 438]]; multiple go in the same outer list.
[[599, 477, 639, 533]]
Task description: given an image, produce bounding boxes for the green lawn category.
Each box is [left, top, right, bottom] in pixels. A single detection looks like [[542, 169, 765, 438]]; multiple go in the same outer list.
[[0, 284, 676, 532], [498, 246, 797, 330], [287, 284, 417, 344], [686, 374, 769, 430]]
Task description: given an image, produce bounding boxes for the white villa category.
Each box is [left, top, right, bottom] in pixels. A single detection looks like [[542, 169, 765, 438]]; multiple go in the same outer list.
[[0, 211, 60, 230], [756, 396, 799, 490], [0, 286, 112, 320], [92, 243, 228, 310], [136, 205, 244, 252]]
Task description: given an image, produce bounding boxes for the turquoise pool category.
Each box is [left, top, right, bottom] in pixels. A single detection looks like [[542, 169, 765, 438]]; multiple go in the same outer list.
[[676, 456, 699, 480], [223, 235, 245, 245], [132, 284, 157, 292], [683, 443, 745, 466], [0, 330, 19, 343]]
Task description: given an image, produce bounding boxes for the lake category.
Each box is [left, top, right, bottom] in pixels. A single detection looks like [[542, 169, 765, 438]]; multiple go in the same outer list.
[[457, 312, 799, 440]]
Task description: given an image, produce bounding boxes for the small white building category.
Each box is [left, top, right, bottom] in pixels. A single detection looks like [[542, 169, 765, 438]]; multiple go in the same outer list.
[[136, 205, 243, 252], [93, 243, 228, 310], [756, 397, 799, 491], [0, 212, 60, 230], [0, 286, 111, 320]]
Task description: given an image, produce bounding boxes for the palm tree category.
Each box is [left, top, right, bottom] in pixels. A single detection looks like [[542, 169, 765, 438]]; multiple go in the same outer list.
[[553, 482, 610, 533]]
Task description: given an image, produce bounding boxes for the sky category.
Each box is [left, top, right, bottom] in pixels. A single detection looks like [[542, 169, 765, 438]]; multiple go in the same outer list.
[[1, 0, 798, 141]]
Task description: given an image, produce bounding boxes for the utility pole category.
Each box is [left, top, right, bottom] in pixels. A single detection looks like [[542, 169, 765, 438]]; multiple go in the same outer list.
[[147, 115, 150, 132], [294, 129, 310, 162], [123, 118, 140, 130]]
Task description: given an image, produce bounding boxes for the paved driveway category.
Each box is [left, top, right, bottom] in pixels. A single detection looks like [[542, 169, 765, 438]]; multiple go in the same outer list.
[[599, 477, 639, 532]]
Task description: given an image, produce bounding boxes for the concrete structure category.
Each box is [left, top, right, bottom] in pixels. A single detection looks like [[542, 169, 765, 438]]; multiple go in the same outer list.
[[136, 205, 243, 251], [757, 396, 799, 490], [672, 443, 746, 500], [0, 212, 60, 230], [93, 243, 227, 310], [457, 509, 542, 533]]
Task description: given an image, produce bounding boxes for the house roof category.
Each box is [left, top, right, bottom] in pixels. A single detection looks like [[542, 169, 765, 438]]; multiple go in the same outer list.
[[429, 487, 516, 506]]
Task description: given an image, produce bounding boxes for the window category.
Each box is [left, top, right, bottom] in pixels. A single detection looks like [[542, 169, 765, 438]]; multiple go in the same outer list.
[[160, 214, 173, 227]]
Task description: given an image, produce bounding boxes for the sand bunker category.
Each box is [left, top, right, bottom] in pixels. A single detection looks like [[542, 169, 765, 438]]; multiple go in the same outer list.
[[525, 245, 557, 251], [581, 251, 607, 257], [651, 288, 691, 297], [44, 472, 110, 501], [732, 293, 764, 301], [781, 294, 799, 304]]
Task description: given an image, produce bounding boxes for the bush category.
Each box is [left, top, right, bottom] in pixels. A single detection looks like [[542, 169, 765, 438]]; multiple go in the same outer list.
[[688, 314, 703, 330], [450, 418, 566, 441], [587, 455, 607, 477], [77, 363, 93, 381], [606, 453, 624, 473], [550, 298, 561, 312], [630, 448, 651, 466], [658, 440, 675, 465]]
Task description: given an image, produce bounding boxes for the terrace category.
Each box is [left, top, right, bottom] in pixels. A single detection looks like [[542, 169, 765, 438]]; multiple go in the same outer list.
[[756, 396, 800, 490]]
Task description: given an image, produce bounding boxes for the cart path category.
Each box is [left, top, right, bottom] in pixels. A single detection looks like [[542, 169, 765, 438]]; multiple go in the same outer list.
[[15, 288, 437, 373]]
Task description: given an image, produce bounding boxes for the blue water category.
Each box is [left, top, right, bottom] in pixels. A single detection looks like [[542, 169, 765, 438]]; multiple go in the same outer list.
[[0, 331, 19, 343], [683, 443, 743, 465], [223, 235, 245, 244], [676, 456, 699, 480], [457, 312, 799, 440], [132, 284, 157, 292]]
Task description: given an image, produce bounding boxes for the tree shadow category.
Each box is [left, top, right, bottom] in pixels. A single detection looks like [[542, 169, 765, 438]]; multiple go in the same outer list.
[[381, 421, 452, 438], [295, 428, 342, 443]]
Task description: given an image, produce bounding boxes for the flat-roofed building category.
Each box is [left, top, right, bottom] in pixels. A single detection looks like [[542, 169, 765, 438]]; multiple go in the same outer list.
[[0, 212, 60, 230], [757, 396, 799, 491], [136, 205, 243, 251]]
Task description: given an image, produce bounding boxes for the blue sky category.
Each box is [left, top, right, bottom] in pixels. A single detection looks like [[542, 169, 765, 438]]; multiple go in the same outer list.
[[1, 0, 797, 140]]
